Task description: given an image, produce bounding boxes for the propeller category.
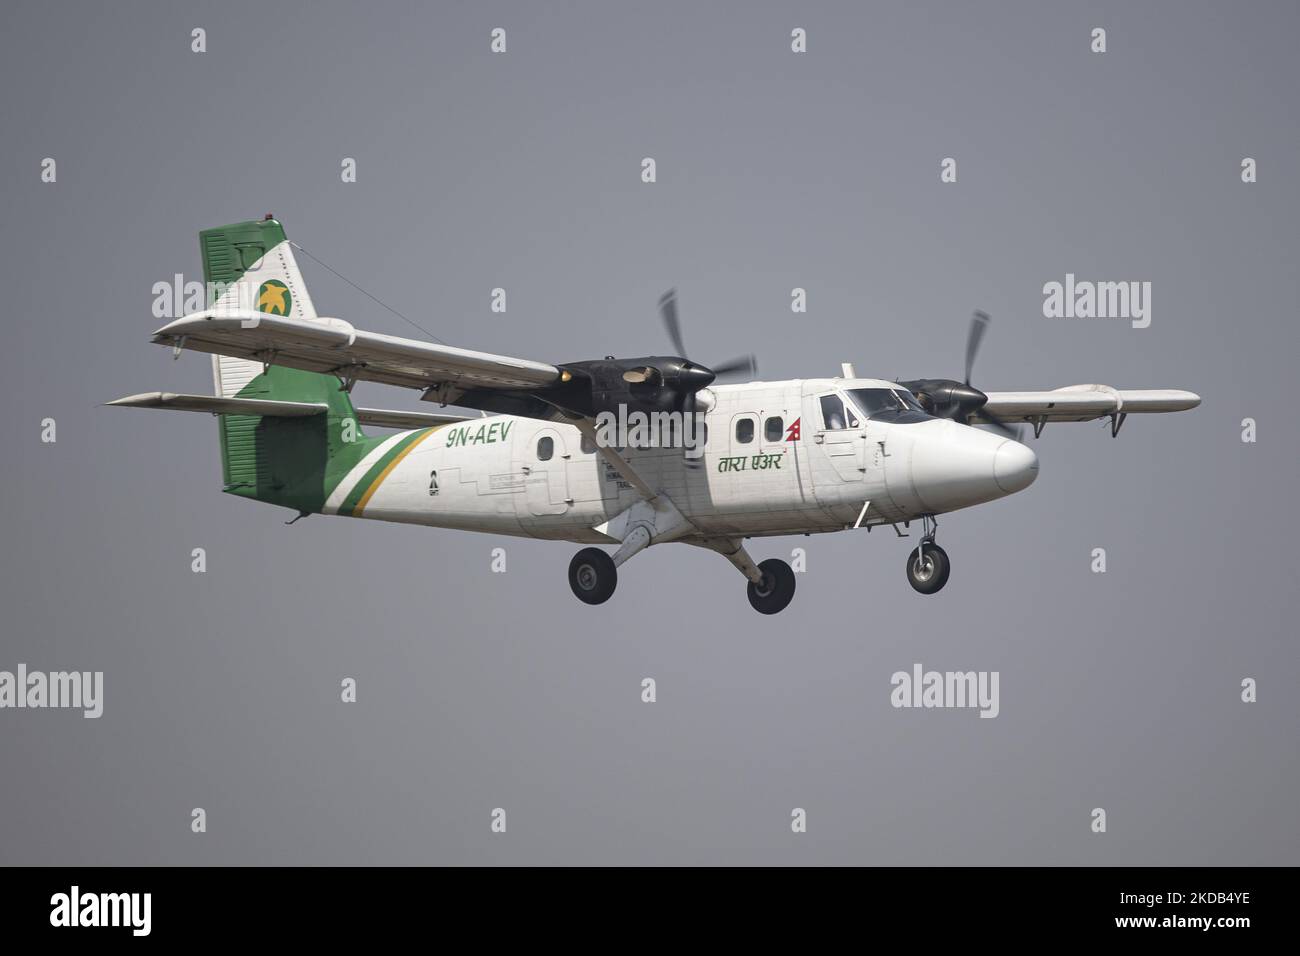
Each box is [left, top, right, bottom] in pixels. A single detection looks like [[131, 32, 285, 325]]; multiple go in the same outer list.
[[978, 411, 1023, 440], [554, 291, 758, 438], [659, 289, 687, 358], [708, 354, 758, 379], [962, 310, 1022, 439], [964, 310, 989, 386], [646, 289, 756, 462], [657, 289, 757, 385], [899, 310, 1024, 440]]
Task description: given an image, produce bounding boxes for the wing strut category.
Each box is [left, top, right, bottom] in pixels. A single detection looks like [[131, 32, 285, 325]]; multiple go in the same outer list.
[[572, 420, 657, 501]]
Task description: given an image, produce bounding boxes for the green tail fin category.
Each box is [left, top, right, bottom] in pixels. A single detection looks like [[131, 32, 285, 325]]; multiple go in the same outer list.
[[199, 218, 380, 513]]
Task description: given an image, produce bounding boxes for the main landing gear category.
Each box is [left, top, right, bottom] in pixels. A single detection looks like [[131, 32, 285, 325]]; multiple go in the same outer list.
[[567, 536, 796, 614], [906, 515, 950, 595], [567, 524, 652, 605], [747, 558, 796, 615], [569, 548, 617, 605], [700, 537, 795, 615]]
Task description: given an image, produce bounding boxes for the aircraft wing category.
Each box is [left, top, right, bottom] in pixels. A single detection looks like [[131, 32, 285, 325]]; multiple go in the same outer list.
[[152, 311, 562, 394], [976, 385, 1200, 432]]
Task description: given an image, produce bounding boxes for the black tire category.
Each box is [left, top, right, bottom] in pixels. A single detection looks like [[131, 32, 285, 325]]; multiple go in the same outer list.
[[906, 543, 950, 594], [569, 548, 618, 605], [747, 558, 797, 614]]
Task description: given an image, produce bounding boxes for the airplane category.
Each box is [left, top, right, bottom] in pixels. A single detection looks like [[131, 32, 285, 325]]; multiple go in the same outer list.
[[109, 217, 1201, 614]]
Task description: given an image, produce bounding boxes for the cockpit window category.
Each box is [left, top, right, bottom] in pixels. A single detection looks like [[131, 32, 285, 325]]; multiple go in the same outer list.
[[846, 388, 930, 423], [820, 394, 860, 430]]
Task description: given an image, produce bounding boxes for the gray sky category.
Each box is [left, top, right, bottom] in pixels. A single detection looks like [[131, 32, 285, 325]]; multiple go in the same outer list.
[[0, 0, 1296, 864]]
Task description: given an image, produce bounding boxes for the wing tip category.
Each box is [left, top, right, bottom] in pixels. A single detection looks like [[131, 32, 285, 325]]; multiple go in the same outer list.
[[105, 392, 166, 408]]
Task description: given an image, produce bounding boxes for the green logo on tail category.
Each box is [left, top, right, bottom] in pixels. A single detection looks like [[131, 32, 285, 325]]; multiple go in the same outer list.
[[257, 280, 291, 316]]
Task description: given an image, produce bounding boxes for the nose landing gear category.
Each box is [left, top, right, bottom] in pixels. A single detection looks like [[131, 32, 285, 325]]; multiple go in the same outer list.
[[906, 515, 950, 595]]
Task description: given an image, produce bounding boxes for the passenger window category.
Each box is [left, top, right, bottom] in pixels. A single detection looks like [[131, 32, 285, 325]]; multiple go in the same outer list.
[[764, 416, 784, 442], [537, 436, 554, 461], [735, 418, 755, 444]]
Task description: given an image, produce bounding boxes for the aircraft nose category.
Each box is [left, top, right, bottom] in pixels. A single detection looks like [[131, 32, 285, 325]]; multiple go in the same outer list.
[[903, 420, 1034, 513], [993, 440, 1039, 493]]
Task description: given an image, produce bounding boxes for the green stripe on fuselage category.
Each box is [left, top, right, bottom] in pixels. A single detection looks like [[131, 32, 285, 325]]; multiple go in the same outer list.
[[336, 429, 431, 516]]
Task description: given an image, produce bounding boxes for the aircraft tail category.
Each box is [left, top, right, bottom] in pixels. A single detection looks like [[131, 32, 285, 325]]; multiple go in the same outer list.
[[202, 216, 320, 397], [197, 217, 378, 513]]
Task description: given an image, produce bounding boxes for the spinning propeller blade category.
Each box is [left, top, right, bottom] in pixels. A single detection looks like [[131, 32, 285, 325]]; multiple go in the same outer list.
[[709, 354, 758, 380], [655, 290, 758, 384], [980, 409, 1024, 441], [963, 311, 1023, 439], [965, 309, 990, 385], [658, 289, 687, 358], [898, 310, 1025, 439]]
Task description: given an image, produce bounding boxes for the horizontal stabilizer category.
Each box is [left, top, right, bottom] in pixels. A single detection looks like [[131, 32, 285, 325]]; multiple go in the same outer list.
[[353, 408, 471, 429], [106, 392, 327, 416], [106, 392, 472, 429]]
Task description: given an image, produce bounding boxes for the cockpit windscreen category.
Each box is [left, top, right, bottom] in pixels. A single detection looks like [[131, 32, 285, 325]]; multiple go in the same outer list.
[[846, 388, 931, 424]]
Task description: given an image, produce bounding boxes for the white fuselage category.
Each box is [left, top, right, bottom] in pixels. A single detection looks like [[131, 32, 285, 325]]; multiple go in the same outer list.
[[329, 378, 1039, 543]]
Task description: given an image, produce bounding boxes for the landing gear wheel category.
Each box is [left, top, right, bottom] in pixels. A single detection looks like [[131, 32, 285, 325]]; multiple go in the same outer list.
[[747, 558, 796, 615], [569, 548, 617, 605], [906, 543, 950, 595]]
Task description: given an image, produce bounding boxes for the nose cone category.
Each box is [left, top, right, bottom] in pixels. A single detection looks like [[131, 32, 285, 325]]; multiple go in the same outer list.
[[900, 421, 1038, 514], [993, 440, 1039, 493]]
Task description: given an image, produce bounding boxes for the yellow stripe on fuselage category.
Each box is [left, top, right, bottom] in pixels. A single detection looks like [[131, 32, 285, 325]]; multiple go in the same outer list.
[[353, 429, 436, 517]]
